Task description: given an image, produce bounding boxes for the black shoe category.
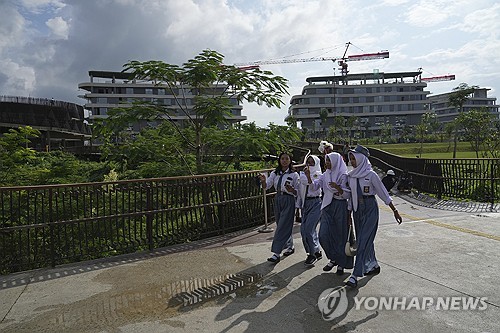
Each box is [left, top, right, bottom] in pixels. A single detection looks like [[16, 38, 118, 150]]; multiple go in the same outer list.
[[365, 266, 380, 276], [267, 255, 280, 264], [283, 248, 295, 256], [304, 255, 317, 267], [336, 267, 344, 275], [323, 261, 336, 272], [345, 277, 358, 288], [314, 251, 323, 260]]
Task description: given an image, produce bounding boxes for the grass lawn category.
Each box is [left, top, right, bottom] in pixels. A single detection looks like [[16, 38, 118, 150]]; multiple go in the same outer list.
[[366, 142, 485, 158]]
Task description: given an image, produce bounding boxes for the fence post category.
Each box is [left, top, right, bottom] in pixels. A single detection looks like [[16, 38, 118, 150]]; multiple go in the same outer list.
[[258, 185, 273, 233], [146, 183, 154, 251], [491, 162, 496, 212], [48, 188, 56, 268]]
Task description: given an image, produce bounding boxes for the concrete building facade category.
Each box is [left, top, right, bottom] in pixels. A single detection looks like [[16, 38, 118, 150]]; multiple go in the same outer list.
[[0, 95, 91, 152], [78, 71, 246, 130], [428, 88, 499, 123], [288, 71, 498, 139]]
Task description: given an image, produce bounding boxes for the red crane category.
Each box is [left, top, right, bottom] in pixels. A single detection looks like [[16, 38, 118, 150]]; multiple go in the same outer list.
[[417, 68, 456, 82], [234, 42, 389, 76]]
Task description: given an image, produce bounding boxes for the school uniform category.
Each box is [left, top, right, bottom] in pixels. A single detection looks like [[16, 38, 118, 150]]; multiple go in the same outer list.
[[298, 155, 322, 256], [311, 153, 353, 270], [264, 169, 299, 255], [348, 152, 393, 278]]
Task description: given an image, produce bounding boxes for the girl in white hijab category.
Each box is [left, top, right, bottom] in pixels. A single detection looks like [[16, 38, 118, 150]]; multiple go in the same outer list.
[[345, 145, 402, 288], [306, 152, 352, 274], [298, 155, 323, 266]]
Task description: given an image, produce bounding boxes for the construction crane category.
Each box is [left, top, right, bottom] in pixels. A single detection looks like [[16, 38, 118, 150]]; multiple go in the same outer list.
[[417, 68, 456, 83], [234, 42, 389, 76]]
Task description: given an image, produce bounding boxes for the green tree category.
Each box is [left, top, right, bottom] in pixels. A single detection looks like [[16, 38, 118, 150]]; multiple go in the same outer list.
[[328, 115, 345, 143], [380, 123, 392, 144], [483, 119, 500, 158], [456, 107, 496, 158], [345, 116, 358, 144], [444, 121, 456, 152], [96, 49, 289, 174], [415, 112, 438, 157], [319, 108, 328, 134], [0, 126, 40, 185], [448, 83, 479, 158]]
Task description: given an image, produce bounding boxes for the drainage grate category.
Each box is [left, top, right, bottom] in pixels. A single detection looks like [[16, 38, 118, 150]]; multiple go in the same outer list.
[[169, 272, 263, 307]]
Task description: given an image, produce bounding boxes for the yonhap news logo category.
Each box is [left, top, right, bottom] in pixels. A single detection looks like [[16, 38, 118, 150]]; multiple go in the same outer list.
[[318, 290, 488, 321], [352, 296, 488, 311], [317, 287, 348, 321]]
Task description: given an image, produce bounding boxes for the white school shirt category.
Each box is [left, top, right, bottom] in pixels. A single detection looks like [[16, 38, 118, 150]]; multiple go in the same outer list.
[[264, 169, 299, 196], [311, 173, 350, 210], [347, 170, 392, 211], [299, 171, 322, 197]]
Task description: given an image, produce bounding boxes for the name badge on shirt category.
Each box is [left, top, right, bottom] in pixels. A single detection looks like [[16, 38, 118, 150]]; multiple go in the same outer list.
[[363, 186, 370, 193]]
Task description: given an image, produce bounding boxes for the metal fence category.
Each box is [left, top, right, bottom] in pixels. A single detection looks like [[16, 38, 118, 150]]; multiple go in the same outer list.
[[368, 147, 500, 207], [0, 171, 276, 274]]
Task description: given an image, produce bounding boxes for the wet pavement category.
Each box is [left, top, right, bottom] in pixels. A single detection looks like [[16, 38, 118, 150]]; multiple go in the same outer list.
[[1, 194, 499, 332]]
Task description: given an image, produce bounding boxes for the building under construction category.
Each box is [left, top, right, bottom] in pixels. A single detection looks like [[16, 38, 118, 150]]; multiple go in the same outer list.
[[0, 96, 91, 152]]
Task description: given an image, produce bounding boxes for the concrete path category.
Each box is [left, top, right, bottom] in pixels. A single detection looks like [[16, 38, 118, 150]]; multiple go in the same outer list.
[[1, 195, 499, 332]]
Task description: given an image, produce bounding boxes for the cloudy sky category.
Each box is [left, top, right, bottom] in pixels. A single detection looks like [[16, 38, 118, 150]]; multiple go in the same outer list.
[[1, 0, 499, 127]]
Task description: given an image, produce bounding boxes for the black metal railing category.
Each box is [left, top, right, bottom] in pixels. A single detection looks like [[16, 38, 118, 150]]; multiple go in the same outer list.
[[369, 147, 500, 206], [0, 171, 277, 274], [0, 145, 311, 275]]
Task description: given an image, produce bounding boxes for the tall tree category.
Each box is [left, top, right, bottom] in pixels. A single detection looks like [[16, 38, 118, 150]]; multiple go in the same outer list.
[[448, 83, 479, 158], [96, 49, 289, 174], [456, 107, 496, 158], [345, 116, 358, 144], [319, 108, 328, 134]]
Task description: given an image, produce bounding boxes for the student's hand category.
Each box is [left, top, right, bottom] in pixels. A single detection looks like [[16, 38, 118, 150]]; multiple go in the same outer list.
[[285, 184, 296, 194], [394, 210, 402, 224], [258, 174, 266, 187], [329, 181, 339, 190]]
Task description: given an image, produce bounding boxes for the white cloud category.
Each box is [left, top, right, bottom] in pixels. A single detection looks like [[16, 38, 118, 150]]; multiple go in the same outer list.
[[461, 3, 500, 37], [20, 0, 65, 12], [0, 59, 36, 94], [46, 16, 69, 39], [404, 1, 451, 27], [0, 5, 26, 52]]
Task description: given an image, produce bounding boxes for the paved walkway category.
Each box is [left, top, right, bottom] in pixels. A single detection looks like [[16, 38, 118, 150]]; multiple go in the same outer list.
[[1, 194, 499, 332]]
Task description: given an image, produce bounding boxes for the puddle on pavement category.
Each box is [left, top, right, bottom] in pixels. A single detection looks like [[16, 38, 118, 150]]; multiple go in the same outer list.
[[169, 272, 285, 309], [1, 271, 285, 332]]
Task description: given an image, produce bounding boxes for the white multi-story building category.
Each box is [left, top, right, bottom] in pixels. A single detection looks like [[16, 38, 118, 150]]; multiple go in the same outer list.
[[288, 71, 498, 139], [428, 88, 499, 123], [78, 70, 246, 130], [288, 71, 430, 138]]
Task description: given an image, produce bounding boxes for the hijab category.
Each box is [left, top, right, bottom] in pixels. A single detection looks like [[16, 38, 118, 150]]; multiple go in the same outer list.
[[348, 151, 373, 212], [321, 152, 348, 210], [299, 155, 322, 207]]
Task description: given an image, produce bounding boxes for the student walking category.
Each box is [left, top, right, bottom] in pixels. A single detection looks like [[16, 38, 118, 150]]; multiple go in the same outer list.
[[382, 169, 397, 194], [345, 145, 402, 288], [259, 152, 299, 264], [306, 152, 352, 274], [298, 155, 323, 267]]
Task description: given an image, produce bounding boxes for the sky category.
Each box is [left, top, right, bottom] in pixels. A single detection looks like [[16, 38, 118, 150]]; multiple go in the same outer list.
[[1, 0, 499, 127]]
